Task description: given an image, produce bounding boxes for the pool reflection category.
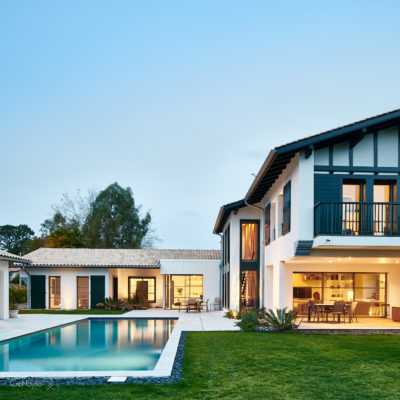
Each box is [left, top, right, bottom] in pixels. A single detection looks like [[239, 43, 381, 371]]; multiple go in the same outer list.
[[0, 318, 177, 372]]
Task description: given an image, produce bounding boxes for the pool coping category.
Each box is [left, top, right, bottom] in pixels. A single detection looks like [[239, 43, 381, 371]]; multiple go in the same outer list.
[[0, 316, 183, 379]]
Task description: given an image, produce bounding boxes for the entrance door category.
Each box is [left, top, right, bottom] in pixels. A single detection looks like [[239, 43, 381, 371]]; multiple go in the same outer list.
[[136, 281, 149, 300], [31, 275, 46, 309], [90, 276, 105, 309]]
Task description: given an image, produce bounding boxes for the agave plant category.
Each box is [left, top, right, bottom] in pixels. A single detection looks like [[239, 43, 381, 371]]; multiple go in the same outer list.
[[261, 308, 299, 331], [104, 297, 124, 310]]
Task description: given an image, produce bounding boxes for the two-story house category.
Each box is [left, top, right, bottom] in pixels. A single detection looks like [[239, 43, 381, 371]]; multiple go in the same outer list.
[[214, 109, 400, 317]]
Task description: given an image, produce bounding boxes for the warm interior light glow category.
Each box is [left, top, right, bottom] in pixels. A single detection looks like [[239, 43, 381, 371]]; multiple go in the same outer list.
[[241, 223, 258, 261]]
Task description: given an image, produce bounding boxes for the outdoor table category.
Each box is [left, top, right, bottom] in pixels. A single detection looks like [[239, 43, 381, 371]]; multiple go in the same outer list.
[[308, 303, 333, 322], [315, 303, 334, 322]]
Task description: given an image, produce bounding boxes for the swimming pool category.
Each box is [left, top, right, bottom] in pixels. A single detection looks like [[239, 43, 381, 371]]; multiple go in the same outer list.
[[0, 318, 177, 372]]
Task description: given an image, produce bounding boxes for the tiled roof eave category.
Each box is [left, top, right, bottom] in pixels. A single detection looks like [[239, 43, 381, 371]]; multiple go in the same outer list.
[[24, 264, 160, 269]]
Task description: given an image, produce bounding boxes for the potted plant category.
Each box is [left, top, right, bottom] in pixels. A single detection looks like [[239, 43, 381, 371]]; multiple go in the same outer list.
[[9, 302, 19, 318]]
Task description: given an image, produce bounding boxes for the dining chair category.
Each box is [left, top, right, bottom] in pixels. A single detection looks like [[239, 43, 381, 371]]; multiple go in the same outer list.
[[201, 298, 209, 312], [327, 301, 346, 323], [309, 301, 322, 322], [210, 297, 221, 311], [350, 301, 359, 323]]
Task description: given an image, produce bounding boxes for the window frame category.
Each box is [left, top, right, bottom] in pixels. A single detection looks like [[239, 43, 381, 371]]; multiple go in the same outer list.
[[48, 276, 61, 309], [76, 276, 89, 310], [128, 276, 156, 303], [282, 181, 291, 235], [240, 219, 260, 268]]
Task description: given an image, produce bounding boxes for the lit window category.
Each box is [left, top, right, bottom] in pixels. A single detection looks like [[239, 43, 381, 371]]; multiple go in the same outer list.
[[241, 222, 258, 261]]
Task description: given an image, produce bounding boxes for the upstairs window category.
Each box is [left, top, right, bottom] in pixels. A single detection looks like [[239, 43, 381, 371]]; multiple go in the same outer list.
[[282, 181, 291, 235], [241, 221, 258, 261], [265, 204, 271, 245]]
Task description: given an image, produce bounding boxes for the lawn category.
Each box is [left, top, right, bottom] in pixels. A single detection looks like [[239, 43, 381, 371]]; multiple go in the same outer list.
[[2, 332, 400, 400], [19, 309, 127, 315]]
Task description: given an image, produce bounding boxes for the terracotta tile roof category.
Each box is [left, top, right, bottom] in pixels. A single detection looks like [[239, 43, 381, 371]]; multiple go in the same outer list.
[[23, 248, 220, 267]]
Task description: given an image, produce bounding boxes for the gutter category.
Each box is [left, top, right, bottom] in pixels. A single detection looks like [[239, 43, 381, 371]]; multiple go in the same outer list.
[[245, 150, 278, 203]]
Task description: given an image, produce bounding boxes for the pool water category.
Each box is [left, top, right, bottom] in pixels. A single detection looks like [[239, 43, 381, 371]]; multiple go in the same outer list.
[[0, 318, 177, 372]]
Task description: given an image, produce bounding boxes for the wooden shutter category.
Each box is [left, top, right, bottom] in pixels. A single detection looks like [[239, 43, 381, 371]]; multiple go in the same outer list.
[[265, 204, 271, 245], [282, 181, 291, 235], [90, 275, 105, 309], [31, 275, 46, 309]]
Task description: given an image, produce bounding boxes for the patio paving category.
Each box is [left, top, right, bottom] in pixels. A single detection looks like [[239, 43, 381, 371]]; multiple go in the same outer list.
[[298, 317, 400, 330]]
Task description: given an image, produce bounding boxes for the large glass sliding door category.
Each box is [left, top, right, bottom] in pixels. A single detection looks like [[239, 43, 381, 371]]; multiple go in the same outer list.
[[342, 182, 363, 235], [293, 272, 387, 316], [166, 275, 203, 309]]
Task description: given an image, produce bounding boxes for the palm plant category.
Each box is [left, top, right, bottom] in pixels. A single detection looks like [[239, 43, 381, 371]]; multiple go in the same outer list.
[[261, 308, 299, 331]]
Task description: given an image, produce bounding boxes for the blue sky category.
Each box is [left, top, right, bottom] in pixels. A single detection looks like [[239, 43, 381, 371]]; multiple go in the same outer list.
[[1, 1, 400, 249]]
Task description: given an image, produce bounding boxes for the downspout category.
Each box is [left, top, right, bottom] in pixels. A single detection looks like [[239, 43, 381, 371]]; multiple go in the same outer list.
[[216, 233, 223, 309], [244, 200, 265, 309]]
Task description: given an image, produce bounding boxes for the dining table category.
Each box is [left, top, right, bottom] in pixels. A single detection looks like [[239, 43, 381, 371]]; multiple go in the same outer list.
[[308, 302, 351, 323]]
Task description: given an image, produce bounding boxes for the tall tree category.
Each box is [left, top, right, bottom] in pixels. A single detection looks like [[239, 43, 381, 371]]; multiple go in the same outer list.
[[82, 182, 152, 248], [0, 224, 35, 255], [45, 227, 83, 248]]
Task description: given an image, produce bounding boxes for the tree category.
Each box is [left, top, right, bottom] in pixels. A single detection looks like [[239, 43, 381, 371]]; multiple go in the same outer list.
[[82, 182, 152, 248], [0, 224, 35, 255], [40, 212, 68, 237], [21, 236, 47, 255], [52, 189, 97, 231], [45, 227, 83, 248]]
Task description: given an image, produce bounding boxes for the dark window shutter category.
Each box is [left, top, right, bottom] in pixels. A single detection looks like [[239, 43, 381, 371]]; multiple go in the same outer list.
[[282, 181, 291, 235], [31, 275, 46, 309], [265, 204, 271, 245], [90, 276, 105, 309]]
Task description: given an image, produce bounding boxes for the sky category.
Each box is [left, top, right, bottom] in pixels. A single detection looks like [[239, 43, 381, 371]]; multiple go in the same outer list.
[[1, 1, 400, 250]]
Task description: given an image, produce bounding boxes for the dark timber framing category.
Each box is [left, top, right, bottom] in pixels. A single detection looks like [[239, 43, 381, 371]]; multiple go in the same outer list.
[[245, 109, 400, 204]]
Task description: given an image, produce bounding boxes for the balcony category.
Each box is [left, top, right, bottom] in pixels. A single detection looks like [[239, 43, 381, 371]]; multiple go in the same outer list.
[[314, 202, 400, 237]]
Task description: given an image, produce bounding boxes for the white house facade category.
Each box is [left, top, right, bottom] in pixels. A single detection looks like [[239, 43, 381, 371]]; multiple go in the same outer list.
[[214, 109, 400, 318], [21, 248, 220, 311]]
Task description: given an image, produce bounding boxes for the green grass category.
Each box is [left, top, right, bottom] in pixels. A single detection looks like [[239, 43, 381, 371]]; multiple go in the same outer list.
[[19, 309, 127, 315], [2, 332, 400, 399]]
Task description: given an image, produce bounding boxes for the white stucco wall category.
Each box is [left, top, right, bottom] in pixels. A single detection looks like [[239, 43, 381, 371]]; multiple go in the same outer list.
[[0, 261, 9, 319], [109, 268, 163, 307], [25, 268, 109, 310], [159, 259, 220, 306]]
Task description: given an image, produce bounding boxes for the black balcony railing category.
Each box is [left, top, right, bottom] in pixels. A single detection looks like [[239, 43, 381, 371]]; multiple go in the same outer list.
[[314, 202, 400, 236]]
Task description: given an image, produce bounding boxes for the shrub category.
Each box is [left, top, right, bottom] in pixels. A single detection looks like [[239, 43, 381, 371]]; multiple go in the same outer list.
[[9, 286, 27, 304], [104, 297, 124, 310], [96, 302, 105, 309], [260, 308, 299, 331], [236, 311, 260, 332], [11, 274, 20, 284], [128, 291, 150, 310], [224, 310, 239, 319]]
